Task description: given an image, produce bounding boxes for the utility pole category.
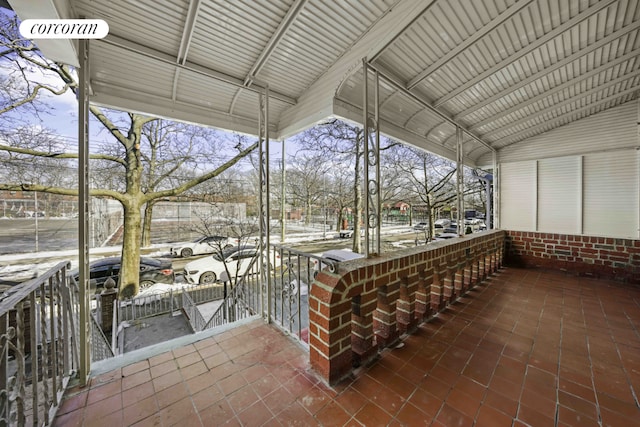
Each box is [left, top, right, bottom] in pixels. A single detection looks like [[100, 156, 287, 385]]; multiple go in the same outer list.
[[34, 191, 39, 252], [280, 140, 286, 243], [323, 173, 327, 239]]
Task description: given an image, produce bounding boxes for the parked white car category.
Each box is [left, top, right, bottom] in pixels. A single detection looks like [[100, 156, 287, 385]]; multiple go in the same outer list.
[[170, 235, 236, 258], [339, 228, 364, 238], [434, 219, 451, 228], [183, 245, 280, 284]]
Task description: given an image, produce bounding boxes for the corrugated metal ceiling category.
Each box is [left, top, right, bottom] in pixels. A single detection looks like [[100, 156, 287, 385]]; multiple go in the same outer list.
[[11, 0, 640, 163]]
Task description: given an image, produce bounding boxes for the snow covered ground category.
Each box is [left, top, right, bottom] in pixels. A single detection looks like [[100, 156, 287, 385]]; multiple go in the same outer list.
[[0, 225, 416, 288]]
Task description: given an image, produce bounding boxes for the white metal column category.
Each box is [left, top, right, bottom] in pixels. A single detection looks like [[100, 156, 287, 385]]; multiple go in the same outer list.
[[362, 60, 381, 256], [456, 126, 464, 236], [258, 86, 271, 322], [492, 150, 498, 229], [77, 38, 91, 385]]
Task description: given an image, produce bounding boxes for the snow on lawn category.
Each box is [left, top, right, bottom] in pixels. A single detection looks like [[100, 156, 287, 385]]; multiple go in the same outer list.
[[122, 281, 201, 306]]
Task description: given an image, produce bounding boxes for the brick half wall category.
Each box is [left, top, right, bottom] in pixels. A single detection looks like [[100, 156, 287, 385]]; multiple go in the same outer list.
[[308, 230, 506, 385], [504, 231, 640, 284]]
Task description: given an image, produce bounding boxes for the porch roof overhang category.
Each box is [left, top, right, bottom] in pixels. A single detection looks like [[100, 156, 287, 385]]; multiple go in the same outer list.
[[8, 0, 640, 166]]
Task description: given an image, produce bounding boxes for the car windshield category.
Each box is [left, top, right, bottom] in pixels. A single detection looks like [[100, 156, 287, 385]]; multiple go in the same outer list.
[[211, 246, 245, 261]]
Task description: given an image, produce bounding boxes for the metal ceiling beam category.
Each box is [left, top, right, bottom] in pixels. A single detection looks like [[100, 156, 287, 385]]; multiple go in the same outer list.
[[423, 120, 448, 140], [366, 63, 495, 153], [230, 0, 307, 115], [468, 48, 640, 132], [479, 74, 640, 139], [407, 0, 535, 90], [91, 80, 268, 136], [494, 86, 640, 148], [369, 0, 439, 63], [456, 24, 640, 121], [171, 0, 202, 101], [244, 0, 308, 87], [100, 35, 297, 106], [402, 109, 425, 128], [433, 0, 618, 108], [176, 0, 201, 66]]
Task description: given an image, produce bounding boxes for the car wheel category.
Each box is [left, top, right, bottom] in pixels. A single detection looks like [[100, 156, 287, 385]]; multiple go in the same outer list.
[[180, 248, 193, 257], [140, 280, 155, 290], [199, 272, 217, 284]]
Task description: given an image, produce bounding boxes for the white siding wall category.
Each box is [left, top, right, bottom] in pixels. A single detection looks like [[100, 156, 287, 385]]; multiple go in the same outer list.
[[479, 102, 638, 165], [537, 156, 581, 234], [497, 99, 639, 239], [500, 161, 536, 231], [583, 150, 639, 238], [500, 149, 639, 239]]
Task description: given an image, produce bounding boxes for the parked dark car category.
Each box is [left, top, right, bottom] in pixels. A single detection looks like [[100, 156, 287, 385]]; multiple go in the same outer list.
[[69, 257, 175, 291]]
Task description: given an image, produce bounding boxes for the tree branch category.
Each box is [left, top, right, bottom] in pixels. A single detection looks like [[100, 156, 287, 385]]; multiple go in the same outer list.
[[144, 141, 258, 202], [88, 106, 131, 148], [0, 83, 70, 115], [0, 183, 126, 202], [0, 144, 126, 165]]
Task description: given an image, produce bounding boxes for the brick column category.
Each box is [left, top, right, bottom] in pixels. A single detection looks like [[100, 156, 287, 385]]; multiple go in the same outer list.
[[351, 292, 378, 367], [463, 264, 472, 293], [454, 267, 464, 299], [471, 258, 479, 287], [492, 250, 498, 273], [415, 269, 431, 321], [431, 268, 444, 312], [443, 268, 454, 304], [397, 276, 418, 334], [309, 283, 353, 384], [374, 283, 399, 348]]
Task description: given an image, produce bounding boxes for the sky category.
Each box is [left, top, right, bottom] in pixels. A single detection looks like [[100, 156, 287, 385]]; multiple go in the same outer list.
[[0, 8, 294, 169]]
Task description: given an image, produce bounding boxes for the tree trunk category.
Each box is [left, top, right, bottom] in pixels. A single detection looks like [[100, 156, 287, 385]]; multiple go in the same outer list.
[[141, 201, 154, 247], [118, 199, 142, 298], [305, 197, 311, 226]]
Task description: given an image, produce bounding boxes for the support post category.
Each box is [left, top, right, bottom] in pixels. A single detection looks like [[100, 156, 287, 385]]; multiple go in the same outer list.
[[258, 86, 271, 322], [281, 139, 286, 243], [493, 150, 499, 229], [456, 126, 464, 236], [362, 59, 381, 256], [77, 38, 90, 385]]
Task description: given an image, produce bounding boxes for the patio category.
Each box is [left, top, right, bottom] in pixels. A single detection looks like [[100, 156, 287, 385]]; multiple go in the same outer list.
[[53, 266, 640, 426]]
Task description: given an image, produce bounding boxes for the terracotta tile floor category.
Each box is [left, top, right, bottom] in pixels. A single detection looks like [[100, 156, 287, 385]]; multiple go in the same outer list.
[[53, 267, 640, 426]]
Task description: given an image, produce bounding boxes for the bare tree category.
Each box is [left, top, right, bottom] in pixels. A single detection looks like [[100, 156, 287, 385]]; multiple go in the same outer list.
[[138, 120, 230, 247], [325, 167, 354, 232], [295, 120, 398, 253], [391, 146, 457, 241], [0, 13, 258, 297], [287, 153, 326, 226]]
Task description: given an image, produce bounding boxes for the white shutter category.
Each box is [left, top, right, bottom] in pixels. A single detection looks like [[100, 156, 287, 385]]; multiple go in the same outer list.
[[583, 149, 639, 238], [500, 160, 537, 231], [537, 156, 580, 234]]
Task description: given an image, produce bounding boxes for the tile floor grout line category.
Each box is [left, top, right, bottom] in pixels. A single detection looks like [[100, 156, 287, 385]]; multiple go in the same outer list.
[[583, 291, 605, 427]]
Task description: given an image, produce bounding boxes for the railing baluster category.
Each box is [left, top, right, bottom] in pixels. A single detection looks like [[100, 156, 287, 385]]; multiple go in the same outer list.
[[0, 261, 78, 425], [15, 301, 25, 427], [0, 312, 7, 425]]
